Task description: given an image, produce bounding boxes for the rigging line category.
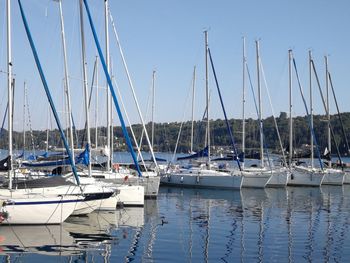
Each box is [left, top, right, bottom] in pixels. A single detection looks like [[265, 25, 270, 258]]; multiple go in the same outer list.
[[107, 4, 158, 169], [136, 74, 153, 160], [207, 48, 241, 171], [24, 84, 36, 155], [0, 103, 8, 139], [171, 79, 195, 163], [292, 57, 323, 170], [8, 224, 28, 250], [260, 60, 288, 168], [112, 77, 148, 172], [245, 64, 259, 117], [80, 57, 97, 147], [328, 72, 350, 154], [245, 62, 272, 169], [46, 195, 64, 225], [310, 59, 342, 166]]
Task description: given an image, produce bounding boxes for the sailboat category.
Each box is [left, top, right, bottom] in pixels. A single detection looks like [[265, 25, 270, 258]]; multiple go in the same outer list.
[[160, 31, 243, 190], [74, 1, 155, 202], [239, 40, 287, 188], [287, 50, 325, 186], [326, 68, 350, 184], [311, 56, 344, 185], [81, 0, 146, 206], [10, 0, 121, 214], [0, 0, 87, 225]]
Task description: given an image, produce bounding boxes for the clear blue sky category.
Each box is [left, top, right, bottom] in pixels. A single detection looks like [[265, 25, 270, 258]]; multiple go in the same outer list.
[[0, 0, 349, 131]]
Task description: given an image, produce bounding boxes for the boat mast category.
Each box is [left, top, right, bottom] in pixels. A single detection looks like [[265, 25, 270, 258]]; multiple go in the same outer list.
[[242, 37, 246, 169], [104, 0, 112, 170], [309, 51, 314, 169], [288, 50, 293, 167], [58, 0, 75, 162], [79, 0, 91, 176], [256, 40, 264, 168], [7, 0, 13, 190], [23, 82, 26, 154], [325, 55, 331, 168], [151, 70, 156, 149], [110, 62, 114, 162], [204, 30, 210, 164], [95, 56, 99, 149], [190, 66, 196, 153], [46, 107, 50, 152]]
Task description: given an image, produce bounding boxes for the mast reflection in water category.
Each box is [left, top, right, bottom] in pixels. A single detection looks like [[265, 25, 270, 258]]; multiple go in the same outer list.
[[1, 186, 350, 262]]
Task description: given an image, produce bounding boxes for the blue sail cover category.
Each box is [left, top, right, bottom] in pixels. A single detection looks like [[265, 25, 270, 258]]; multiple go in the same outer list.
[[177, 146, 208, 161], [78, 144, 90, 166], [26, 152, 49, 161], [22, 146, 89, 168], [141, 156, 167, 163], [16, 151, 24, 159]]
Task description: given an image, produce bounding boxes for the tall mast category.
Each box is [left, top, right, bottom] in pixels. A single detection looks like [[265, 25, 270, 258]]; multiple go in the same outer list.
[[7, 0, 13, 190], [104, 0, 112, 171], [46, 106, 50, 153], [151, 70, 156, 149], [325, 55, 331, 167], [23, 82, 26, 154], [95, 56, 99, 149], [79, 0, 91, 175], [242, 37, 246, 169], [58, 0, 75, 162], [204, 30, 210, 164], [288, 50, 293, 167], [190, 66, 196, 153], [309, 50, 314, 169], [110, 66, 114, 163], [256, 40, 264, 168]]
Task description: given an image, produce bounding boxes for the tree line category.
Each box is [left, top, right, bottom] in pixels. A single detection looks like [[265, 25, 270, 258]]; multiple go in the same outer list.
[[3, 112, 350, 156]]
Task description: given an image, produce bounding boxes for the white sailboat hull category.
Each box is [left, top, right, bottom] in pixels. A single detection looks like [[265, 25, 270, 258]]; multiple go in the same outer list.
[[0, 195, 81, 225], [266, 168, 289, 187], [68, 177, 120, 210], [0, 181, 117, 215], [160, 169, 242, 189], [103, 175, 159, 199], [287, 167, 324, 186], [95, 195, 118, 210], [343, 171, 350, 184], [241, 169, 271, 188], [116, 185, 144, 207], [76, 176, 144, 207], [71, 200, 99, 215], [79, 170, 160, 198], [321, 168, 344, 185]]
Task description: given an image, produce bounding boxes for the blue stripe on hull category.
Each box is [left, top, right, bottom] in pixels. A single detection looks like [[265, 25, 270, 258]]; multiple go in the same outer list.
[[5, 199, 81, 206]]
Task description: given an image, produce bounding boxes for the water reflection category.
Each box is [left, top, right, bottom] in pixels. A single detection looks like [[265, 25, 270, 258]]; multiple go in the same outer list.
[[2, 186, 350, 262], [0, 225, 77, 256], [0, 206, 148, 262], [158, 186, 350, 262]]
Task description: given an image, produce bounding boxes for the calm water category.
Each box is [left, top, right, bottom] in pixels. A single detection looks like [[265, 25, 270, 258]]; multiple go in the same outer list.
[[1, 185, 350, 262]]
